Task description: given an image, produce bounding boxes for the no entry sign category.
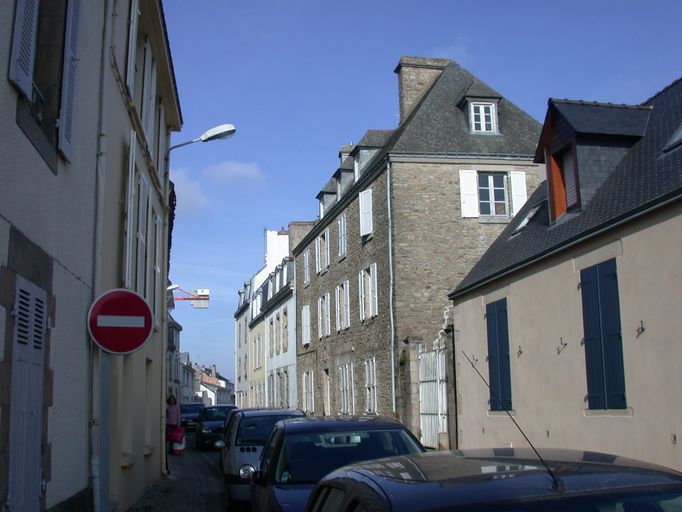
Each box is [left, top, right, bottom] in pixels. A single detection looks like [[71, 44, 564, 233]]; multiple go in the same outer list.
[[88, 289, 154, 354]]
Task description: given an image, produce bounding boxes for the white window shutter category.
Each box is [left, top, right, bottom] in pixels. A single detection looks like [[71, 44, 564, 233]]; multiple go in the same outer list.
[[335, 286, 341, 332], [156, 102, 166, 182], [359, 189, 373, 236], [126, 0, 140, 97], [325, 292, 331, 335], [125, 131, 138, 288], [325, 228, 330, 268], [58, 0, 81, 163], [302, 305, 310, 345], [315, 238, 321, 272], [459, 170, 479, 218], [510, 171, 528, 216], [370, 263, 378, 317], [145, 59, 157, 157], [344, 281, 350, 329], [317, 297, 322, 339], [8, 0, 40, 99], [358, 271, 365, 321]]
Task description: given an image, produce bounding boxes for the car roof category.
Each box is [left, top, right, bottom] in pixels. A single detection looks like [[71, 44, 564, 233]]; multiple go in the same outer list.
[[322, 448, 682, 508], [278, 415, 409, 434], [237, 408, 304, 418]]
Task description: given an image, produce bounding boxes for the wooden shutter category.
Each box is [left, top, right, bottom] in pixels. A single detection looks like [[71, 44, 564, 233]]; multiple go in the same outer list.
[[459, 170, 479, 217], [358, 271, 365, 321], [317, 297, 322, 339], [315, 238, 321, 273], [344, 280, 350, 329], [156, 102, 166, 182], [486, 299, 511, 411], [58, 0, 81, 162], [510, 171, 527, 216], [8, 0, 40, 99], [359, 189, 373, 236], [335, 286, 341, 332], [563, 150, 578, 209], [580, 260, 626, 410], [325, 228, 330, 268], [125, 131, 138, 288], [370, 263, 378, 317], [325, 292, 331, 335], [126, 0, 140, 97]]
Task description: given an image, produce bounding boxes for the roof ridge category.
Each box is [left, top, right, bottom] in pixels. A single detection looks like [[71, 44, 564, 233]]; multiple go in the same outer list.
[[550, 98, 651, 110]]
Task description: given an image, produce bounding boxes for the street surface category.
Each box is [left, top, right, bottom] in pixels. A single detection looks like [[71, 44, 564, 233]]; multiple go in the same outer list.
[[129, 432, 233, 512]]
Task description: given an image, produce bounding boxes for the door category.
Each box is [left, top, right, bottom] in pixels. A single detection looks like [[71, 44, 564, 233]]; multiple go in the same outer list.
[[418, 349, 448, 449], [8, 275, 47, 511]]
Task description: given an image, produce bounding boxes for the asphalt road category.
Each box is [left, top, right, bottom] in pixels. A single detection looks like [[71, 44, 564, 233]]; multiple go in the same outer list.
[[129, 432, 231, 512]]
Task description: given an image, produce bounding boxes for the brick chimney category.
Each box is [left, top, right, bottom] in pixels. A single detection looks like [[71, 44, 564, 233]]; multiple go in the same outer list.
[[394, 56, 450, 123], [338, 143, 354, 164]]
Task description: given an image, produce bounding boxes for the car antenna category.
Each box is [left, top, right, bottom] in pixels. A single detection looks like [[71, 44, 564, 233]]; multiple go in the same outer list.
[[461, 350, 566, 492]]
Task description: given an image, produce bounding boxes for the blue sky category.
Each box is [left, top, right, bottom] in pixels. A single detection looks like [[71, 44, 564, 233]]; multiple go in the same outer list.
[[162, 0, 681, 382]]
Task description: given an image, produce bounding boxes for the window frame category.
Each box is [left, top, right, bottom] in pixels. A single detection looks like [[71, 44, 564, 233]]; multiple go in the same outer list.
[[359, 189, 373, 237], [470, 101, 498, 134], [478, 172, 509, 217], [338, 213, 347, 258], [364, 357, 377, 414]]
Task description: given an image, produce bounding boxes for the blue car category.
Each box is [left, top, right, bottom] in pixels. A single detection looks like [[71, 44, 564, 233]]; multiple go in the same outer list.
[[250, 416, 425, 512], [306, 447, 682, 511]]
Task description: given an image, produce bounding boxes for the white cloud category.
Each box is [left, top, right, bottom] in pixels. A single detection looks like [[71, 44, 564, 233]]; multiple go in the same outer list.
[[170, 168, 209, 215], [203, 160, 265, 186]]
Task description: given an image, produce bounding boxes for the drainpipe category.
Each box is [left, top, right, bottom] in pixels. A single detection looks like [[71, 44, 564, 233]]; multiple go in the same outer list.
[[386, 162, 397, 414], [445, 323, 459, 449], [91, 0, 113, 511]]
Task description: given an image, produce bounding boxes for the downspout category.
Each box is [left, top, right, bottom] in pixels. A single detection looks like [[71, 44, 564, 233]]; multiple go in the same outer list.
[[91, 0, 113, 511], [386, 162, 397, 414]]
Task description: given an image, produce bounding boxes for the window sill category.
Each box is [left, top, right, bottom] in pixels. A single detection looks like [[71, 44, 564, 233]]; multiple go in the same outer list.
[[338, 254, 347, 263], [361, 233, 373, 245], [584, 408, 633, 417], [16, 98, 59, 174], [144, 445, 154, 457], [479, 216, 511, 224], [487, 410, 516, 417]]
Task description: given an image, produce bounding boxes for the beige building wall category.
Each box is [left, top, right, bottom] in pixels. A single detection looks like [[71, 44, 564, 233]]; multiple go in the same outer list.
[[249, 319, 266, 407], [453, 201, 682, 471]]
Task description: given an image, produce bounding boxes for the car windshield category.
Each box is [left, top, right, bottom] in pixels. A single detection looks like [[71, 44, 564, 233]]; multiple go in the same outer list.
[[202, 408, 230, 421], [180, 404, 203, 414], [275, 429, 424, 484], [236, 414, 299, 446]]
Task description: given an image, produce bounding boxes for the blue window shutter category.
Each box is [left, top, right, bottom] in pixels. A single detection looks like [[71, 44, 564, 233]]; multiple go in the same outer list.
[[580, 265, 606, 409], [496, 299, 512, 410], [597, 259, 626, 409], [58, 0, 81, 162], [8, 0, 40, 99], [486, 302, 501, 411]]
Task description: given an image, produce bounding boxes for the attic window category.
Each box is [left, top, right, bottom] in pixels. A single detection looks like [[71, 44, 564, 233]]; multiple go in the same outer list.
[[510, 204, 541, 236], [663, 123, 682, 153], [470, 102, 497, 133], [548, 146, 580, 220]]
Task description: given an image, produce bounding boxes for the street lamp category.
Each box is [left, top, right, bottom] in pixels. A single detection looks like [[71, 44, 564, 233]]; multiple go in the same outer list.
[[167, 123, 236, 154]]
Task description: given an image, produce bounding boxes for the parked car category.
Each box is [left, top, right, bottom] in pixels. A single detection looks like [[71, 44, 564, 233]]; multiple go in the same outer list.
[[179, 402, 204, 431], [216, 408, 305, 509], [195, 404, 236, 450], [305, 447, 682, 512], [250, 416, 425, 512]]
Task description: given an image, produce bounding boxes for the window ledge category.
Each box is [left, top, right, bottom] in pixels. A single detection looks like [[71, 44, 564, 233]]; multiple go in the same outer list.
[[338, 254, 347, 263], [584, 408, 633, 417], [487, 410, 516, 417], [144, 444, 154, 457], [479, 216, 511, 224], [361, 233, 374, 244]]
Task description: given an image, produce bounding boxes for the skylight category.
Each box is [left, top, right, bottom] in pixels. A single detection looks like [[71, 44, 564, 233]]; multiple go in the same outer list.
[[663, 123, 682, 153], [510, 204, 541, 236]]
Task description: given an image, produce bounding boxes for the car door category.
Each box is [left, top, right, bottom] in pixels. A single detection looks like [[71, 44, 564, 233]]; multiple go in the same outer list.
[[251, 426, 283, 511], [222, 412, 240, 475]]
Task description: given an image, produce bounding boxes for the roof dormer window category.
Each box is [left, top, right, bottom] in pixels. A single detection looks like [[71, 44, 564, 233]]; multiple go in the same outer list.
[[548, 146, 580, 221], [470, 101, 498, 134]]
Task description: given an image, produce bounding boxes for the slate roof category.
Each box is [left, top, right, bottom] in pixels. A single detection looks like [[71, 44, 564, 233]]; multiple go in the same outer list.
[[386, 61, 541, 156], [450, 76, 682, 298], [355, 129, 394, 149]]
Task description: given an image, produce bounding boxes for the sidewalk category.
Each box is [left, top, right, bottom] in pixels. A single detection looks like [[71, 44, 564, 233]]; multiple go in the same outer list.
[[127, 449, 209, 512]]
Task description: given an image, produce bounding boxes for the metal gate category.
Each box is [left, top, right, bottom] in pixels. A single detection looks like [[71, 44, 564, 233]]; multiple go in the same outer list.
[[418, 349, 448, 449]]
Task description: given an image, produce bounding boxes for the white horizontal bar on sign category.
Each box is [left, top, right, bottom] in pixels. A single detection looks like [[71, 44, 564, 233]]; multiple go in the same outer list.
[[97, 315, 145, 328]]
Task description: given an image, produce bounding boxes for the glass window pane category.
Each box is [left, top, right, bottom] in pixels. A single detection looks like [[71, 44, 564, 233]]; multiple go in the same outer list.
[[493, 175, 505, 188], [494, 189, 505, 202], [480, 203, 491, 215], [479, 189, 490, 202]]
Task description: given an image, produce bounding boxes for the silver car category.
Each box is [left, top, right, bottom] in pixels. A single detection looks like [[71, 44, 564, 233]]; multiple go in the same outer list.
[[215, 408, 305, 509]]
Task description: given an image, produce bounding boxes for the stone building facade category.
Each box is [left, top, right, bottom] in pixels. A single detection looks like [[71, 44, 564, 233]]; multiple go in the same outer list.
[[293, 56, 542, 439]]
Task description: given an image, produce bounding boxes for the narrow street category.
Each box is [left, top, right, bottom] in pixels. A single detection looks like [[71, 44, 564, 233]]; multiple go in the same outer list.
[[129, 432, 230, 512]]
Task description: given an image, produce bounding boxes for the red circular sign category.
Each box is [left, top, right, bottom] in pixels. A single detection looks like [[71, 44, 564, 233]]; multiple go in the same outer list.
[[88, 289, 154, 354]]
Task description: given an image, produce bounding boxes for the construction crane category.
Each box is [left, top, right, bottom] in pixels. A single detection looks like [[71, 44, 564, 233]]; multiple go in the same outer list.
[[168, 285, 210, 309]]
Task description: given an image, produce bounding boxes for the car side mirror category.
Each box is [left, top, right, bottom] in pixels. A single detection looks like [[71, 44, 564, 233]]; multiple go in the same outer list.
[[214, 440, 225, 449]]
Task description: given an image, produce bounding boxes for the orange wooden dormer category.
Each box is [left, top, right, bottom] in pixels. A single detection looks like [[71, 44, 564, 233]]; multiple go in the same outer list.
[[535, 99, 651, 224]]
